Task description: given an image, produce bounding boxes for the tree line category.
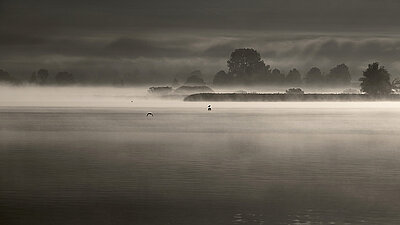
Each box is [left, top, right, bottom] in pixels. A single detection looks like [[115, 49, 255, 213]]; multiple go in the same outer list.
[[0, 69, 21, 85], [0, 48, 397, 96], [0, 69, 75, 85], [213, 48, 351, 86]]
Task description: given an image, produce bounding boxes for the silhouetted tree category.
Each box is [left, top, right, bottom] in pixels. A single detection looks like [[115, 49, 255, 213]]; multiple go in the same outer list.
[[55, 72, 75, 85], [253, 65, 271, 84], [359, 62, 391, 96], [326, 64, 351, 85], [37, 69, 49, 84], [305, 67, 324, 85], [269, 68, 285, 84], [30, 72, 37, 83], [213, 70, 233, 85], [0, 69, 19, 84], [0, 69, 12, 82], [286, 68, 302, 84], [185, 70, 205, 85], [227, 48, 267, 84]]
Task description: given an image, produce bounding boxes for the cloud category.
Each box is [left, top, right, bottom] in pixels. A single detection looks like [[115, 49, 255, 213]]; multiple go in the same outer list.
[[2, 0, 400, 84], [0, 34, 46, 46], [2, 0, 400, 35], [103, 38, 195, 58]]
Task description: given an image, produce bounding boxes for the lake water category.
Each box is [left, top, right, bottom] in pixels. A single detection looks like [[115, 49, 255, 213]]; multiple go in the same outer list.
[[2, 88, 400, 225]]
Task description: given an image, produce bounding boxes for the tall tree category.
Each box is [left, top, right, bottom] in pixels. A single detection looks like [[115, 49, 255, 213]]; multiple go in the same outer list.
[[305, 67, 324, 85], [326, 64, 351, 85], [269, 68, 285, 84], [253, 64, 271, 84], [30, 72, 37, 83], [227, 48, 267, 84], [0, 69, 19, 84], [286, 68, 302, 84], [359, 62, 391, 96], [56, 72, 75, 85], [37, 69, 49, 84], [213, 70, 233, 85], [0, 69, 12, 81]]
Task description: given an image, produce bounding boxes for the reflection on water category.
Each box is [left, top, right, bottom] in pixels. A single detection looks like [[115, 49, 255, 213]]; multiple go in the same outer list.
[[1, 103, 400, 225]]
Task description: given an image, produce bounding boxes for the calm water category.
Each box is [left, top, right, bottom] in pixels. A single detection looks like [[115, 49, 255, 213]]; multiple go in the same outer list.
[[2, 102, 400, 225]]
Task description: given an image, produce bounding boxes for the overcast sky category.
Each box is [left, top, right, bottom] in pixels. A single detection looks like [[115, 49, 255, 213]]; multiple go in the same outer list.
[[1, 0, 400, 83]]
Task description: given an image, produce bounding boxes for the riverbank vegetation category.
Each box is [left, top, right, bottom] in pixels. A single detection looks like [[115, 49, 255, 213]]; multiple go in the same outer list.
[[1, 48, 398, 97], [184, 93, 400, 102]]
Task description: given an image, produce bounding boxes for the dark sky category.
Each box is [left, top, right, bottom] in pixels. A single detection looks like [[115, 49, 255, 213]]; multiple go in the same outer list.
[[1, 0, 400, 83]]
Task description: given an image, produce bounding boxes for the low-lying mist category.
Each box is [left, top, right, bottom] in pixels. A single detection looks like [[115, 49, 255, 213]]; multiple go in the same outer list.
[[2, 84, 400, 111], [0, 85, 150, 107]]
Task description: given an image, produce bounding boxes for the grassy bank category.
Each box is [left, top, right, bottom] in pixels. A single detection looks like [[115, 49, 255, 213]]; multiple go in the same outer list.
[[184, 93, 400, 102]]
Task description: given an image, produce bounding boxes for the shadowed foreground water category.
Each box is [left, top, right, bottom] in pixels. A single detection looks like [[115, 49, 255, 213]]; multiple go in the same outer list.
[[1, 103, 400, 225]]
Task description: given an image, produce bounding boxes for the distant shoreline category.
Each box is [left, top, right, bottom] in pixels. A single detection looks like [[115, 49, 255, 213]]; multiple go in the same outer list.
[[184, 93, 400, 102]]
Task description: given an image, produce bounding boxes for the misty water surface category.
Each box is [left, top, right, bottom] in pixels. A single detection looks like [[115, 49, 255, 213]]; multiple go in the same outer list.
[[1, 87, 400, 225]]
